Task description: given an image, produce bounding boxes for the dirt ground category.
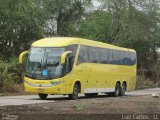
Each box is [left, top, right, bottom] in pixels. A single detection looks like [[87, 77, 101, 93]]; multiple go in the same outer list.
[[0, 95, 160, 120]]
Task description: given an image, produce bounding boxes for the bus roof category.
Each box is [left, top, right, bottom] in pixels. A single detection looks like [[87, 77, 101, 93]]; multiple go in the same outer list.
[[32, 37, 136, 52]]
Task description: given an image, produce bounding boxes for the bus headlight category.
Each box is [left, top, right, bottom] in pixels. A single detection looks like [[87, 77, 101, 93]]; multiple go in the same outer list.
[[24, 81, 31, 85], [50, 81, 64, 85], [24, 80, 64, 87]]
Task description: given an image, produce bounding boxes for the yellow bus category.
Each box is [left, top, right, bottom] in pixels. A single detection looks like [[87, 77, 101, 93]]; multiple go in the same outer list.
[[19, 37, 137, 100]]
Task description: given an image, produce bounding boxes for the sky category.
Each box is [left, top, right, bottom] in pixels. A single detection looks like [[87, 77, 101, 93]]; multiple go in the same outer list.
[[92, 0, 101, 9]]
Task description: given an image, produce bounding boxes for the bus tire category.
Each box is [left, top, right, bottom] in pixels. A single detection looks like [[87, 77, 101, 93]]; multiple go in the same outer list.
[[120, 82, 126, 96], [68, 83, 79, 100], [114, 82, 121, 97], [38, 93, 48, 100], [84, 93, 98, 98]]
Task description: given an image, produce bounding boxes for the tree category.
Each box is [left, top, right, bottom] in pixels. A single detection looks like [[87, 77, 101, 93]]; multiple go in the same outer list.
[[43, 0, 91, 36], [0, 0, 47, 59], [73, 10, 112, 42]]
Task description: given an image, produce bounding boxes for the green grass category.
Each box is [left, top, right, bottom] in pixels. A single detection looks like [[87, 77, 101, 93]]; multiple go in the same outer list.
[[0, 57, 23, 93], [73, 104, 84, 111]]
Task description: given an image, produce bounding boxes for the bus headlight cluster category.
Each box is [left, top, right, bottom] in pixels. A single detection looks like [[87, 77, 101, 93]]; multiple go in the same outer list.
[[50, 81, 64, 85], [24, 80, 64, 87], [24, 81, 31, 85]]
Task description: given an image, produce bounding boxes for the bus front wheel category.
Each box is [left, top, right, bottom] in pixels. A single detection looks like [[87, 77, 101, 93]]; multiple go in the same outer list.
[[38, 93, 48, 100], [68, 83, 79, 100]]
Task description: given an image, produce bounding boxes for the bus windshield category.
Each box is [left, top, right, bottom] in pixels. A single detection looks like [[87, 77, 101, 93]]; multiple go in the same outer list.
[[26, 47, 65, 79]]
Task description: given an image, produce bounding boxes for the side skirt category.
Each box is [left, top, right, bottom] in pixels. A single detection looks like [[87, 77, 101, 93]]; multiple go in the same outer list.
[[84, 88, 115, 93]]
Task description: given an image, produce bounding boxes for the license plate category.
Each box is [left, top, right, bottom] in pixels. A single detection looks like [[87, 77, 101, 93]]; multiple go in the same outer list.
[[37, 88, 44, 93]]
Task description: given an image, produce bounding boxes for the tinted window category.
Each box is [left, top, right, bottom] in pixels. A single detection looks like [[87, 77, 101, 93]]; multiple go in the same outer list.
[[109, 50, 112, 64], [77, 46, 89, 65], [121, 51, 125, 65], [125, 52, 131, 65], [131, 53, 136, 65], [92, 47, 99, 63], [66, 45, 78, 56], [101, 48, 107, 64], [66, 45, 78, 71], [66, 45, 78, 64], [123, 52, 129, 65], [105, 49, 109, 64], [88, 47, 93, 63], [76, 45, 136, 66], [87, 47, 99, 63], [112, 50, 117, 64]]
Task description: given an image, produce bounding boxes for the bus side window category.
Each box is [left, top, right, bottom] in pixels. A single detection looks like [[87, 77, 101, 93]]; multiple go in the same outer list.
[[105, 49, 109, 64], [131, 53, 136, 65], [121, 51, 125, 65], [92, 47, 99, 63], [101, 48, 107, 64], [88, 47, 92, 63], [117, 51, 123, 65], [98, 48, 103, 63], [77, 46, 88, 65], [123, 52, 128, 65], [117, 51, 120, 65], [112, 50, 117, 64], [108, 49, 113, 64], [127, 52, 131, 65], [66, 45, 78, 70], [83, 46, 89, 63]]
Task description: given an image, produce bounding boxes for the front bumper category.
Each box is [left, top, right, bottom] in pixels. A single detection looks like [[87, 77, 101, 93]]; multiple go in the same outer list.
[[24, 82, 66, 95]]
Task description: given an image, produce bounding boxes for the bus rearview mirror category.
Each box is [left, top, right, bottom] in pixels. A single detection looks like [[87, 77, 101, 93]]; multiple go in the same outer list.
[[19, 51, 28, 64], [61, 51, 72, 64]]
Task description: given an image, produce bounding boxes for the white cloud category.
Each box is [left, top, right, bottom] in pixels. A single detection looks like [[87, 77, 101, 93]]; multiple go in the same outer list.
[[92, 0, 101, 9]]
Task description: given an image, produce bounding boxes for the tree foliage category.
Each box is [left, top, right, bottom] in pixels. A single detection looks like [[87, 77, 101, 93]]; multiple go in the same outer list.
[[42, 0, 91, 36], [0, 0, 46, 59]]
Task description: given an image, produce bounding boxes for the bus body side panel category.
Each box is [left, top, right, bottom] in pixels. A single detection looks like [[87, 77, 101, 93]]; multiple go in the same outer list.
[[83, 63, 136, 93], [85, 64, 116, 93], [126, 64, 137, 91]]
